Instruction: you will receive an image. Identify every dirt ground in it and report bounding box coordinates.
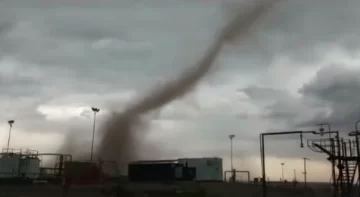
[0,182,333,197]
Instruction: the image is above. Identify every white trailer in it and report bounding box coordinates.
[178,157,223,181]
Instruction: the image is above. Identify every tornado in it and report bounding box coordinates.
[95,0,279,172]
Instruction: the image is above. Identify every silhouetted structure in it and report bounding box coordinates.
[308,121,360,197]
[223,170,250,183]
[302,157,309,188]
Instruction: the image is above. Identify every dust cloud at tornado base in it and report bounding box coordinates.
[60,0,280,172]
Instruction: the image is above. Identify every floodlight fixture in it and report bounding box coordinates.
[92,107,100,113]
[8,120,14,126]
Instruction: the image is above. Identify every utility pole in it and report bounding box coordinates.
[293,169,297,181]
[303,157,310,187]
[281,162,285,182]
[6,120,15,153]
[90,107,100,162]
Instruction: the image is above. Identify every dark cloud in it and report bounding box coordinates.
[240,85,288,101]
[0,76,42,97]
[300,66,360,104]
[255,64,360,140]
[256,0,360,62]
[297,66,360,130]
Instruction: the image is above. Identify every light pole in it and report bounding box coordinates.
[303,157,310,187]
[316,123,331,138]
[90,107,100,162]
[229,134,235,182]
[6,120,14,153]
[281,163,285,182]
[229,134,235,171]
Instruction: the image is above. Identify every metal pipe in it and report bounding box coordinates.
[260,134,266,197]
[261,131,304,135]
[37,153,72,157]
[260,130,321,197]
[281,163,285,182]
[131,159,178,164]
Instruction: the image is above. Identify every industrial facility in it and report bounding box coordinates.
[0,148,74,184]
[3,122,360,197]
[0,146,223,185]
[0,148,40,179]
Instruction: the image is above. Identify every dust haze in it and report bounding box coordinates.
[61,0,280,172]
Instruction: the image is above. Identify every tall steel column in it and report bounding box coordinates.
[229,134,235,182]
[229,134,235,171]
[303,157,309,188]
[281,163,285,181]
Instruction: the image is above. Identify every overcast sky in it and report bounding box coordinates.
[1,0,360,182]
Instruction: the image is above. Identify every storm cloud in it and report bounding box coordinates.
[0,0,359,181]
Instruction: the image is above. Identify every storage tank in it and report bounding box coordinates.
[0,154,21,178]
[19,157,40,179]
[178,157,223,181]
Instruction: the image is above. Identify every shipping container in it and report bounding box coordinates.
[128,162,179,182]
[178,157,223,181]
[127,158,222,182]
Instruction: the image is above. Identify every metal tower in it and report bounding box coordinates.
[308,127,360,197]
